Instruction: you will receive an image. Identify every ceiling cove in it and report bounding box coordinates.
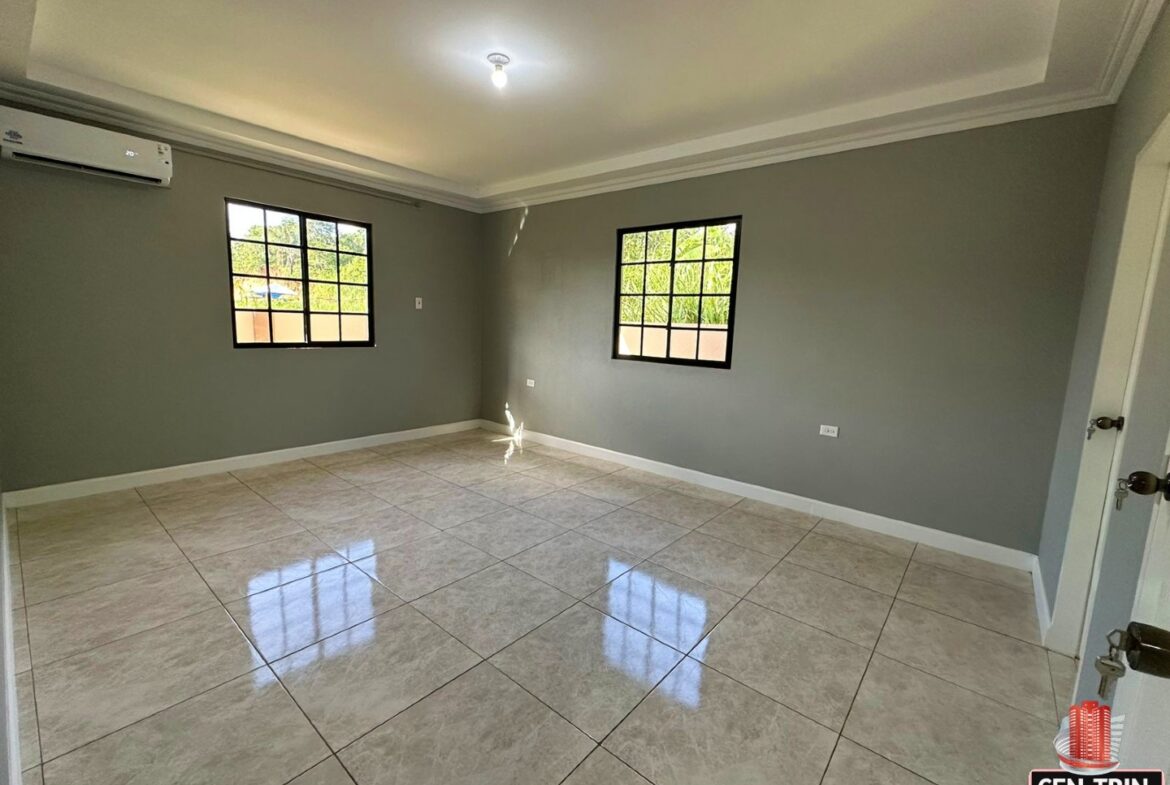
[0,0,1162,213]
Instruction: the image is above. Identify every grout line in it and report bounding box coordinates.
[819,542,919,785]
[583,522,816,783]
[14,431,1038,784]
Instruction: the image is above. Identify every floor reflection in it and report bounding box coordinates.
[601,566,707,708]
[244,564,377,663]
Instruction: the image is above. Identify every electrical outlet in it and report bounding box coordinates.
[819,424,839,438]
[526,378,535,388]
[415,297,423,310]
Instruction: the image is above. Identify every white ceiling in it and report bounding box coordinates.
[0,0,1163,211]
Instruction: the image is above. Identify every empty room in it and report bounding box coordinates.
[3,1,1170,783]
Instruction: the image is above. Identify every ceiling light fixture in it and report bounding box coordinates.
[487,53,510,89]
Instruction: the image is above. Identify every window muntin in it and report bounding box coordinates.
[226,199,373,347]
[613,217,740,367]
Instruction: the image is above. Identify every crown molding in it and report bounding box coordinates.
[1098,0,1164,102]
[476,87,1114,212]
[0,77,484,212]
[1,0,1161,214]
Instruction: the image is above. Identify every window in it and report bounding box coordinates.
[613,216,740,367]
[225,199,373,347]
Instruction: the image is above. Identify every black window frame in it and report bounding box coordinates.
[224,197,375,349]
[611,215,742,369]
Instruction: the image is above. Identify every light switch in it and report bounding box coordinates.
[526,379,535,388]
[415,297,423,310]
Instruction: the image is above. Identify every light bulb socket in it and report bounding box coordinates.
[487,53,510,89]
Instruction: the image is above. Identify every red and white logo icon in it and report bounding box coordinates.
[1054,700,1125,774]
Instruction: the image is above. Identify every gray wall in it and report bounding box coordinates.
[1038,8,1170,604]
[482,109,1113,553]
[0,149,483,490]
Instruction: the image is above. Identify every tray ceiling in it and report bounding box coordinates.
[0,0,1162,211]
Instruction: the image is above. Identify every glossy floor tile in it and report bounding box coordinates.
[649,531,778,596]
[912,543,1033,592]
[167,507,304,561]
[16,489,143,525]
[469,473,557,506]
[628,490,726,529]
[506,531,640,598]
[310,508,439,560]
[43,670,331,785]
[876,600,1055,720]
[695,508,806,559]
[604,658,838,785]
[897,561,1040,642]
[325,457,416,486]
[147,484,274,529]
[193,531,347,602]
[35,607,262,759]
[362,470,455,506]
[17,506,162,563]
[729,498,819,530]
[225,564,402,661]
[17,672,38,771]
[746,561,893,647]
[1049,651,1078,718]
[400,487,507,529]
[821,739,931,785]
[564,748,652,785]
[844,655,1053,785]
[340,664,593,785]
[20,531,186,605]
[412,563,575,656]
[522,459,608,488]
[491,604,682,740]
[26,563,218,665]
[584,562,738,652]
[518,488,618,527]
[695,601,870,730]
[288,756,356,785]
[573,475,659,506]
[447,507,565,559]
[12,438,1065,784]
[352,532,496,601]
[813,518,916,558]
[273,605,478,749]
[784,533,909,595]
[577,508,688,558]
[274,487,393,526]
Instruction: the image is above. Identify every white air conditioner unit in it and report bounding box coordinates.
[0,106,172,187]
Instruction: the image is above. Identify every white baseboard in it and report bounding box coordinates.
[485,420,1037,573]
[1,419,484,509]
[1033,556,1053,642]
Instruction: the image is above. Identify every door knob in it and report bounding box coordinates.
[1125,621,1170,679]
[1087,416,1125,440]
[1123,470,1170,499]
[1115,470,1170,510]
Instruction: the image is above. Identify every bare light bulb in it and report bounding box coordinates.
[487,53,510,90]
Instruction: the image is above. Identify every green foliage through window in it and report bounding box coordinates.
[226,200,372,347]
[613,217,740,366]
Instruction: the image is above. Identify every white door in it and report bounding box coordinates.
[1075,168,1170,769]
[1113,466,1170,768]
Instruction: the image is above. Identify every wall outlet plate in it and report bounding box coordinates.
[526,379,535,388]
[819,424,839,438]
[415,297,423,309]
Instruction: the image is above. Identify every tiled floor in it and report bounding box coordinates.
[7,428,1072,785]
